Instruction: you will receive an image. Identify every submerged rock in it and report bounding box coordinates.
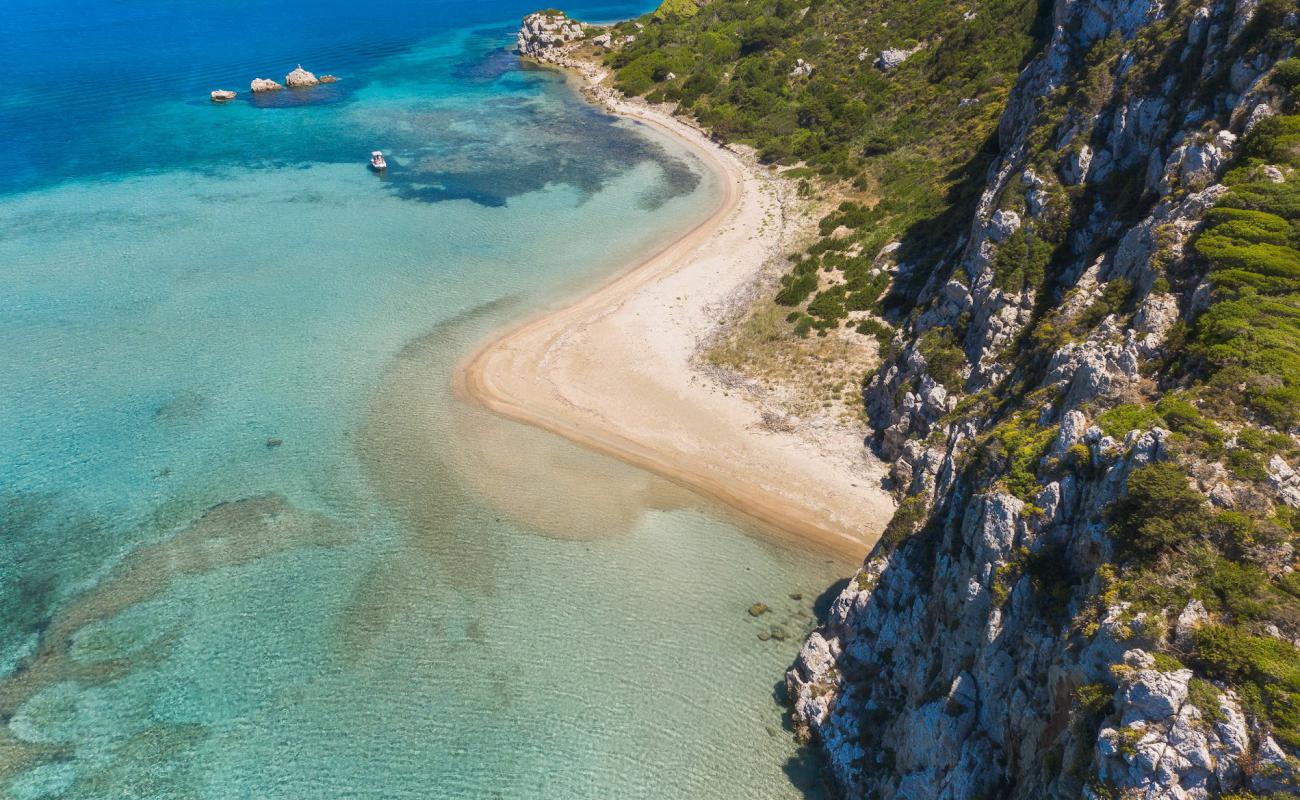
[285,65,319,88]
[748,602,770,617]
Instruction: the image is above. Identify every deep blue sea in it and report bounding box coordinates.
[0,1,847,796]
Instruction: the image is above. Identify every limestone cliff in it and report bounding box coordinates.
[787,1,1300,797]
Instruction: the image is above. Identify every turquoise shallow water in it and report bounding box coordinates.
[0,2,849,797]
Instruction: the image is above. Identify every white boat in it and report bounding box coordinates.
[370,151,387,171]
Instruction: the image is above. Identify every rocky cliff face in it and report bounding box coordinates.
[788,1,1300,797]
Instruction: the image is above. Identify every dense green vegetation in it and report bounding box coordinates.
[604,0,1049,336]
[1187,106,1300,430]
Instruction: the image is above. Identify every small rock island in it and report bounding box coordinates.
[285,65,319,88]
[232,66,338,100]
[250,77,283,93]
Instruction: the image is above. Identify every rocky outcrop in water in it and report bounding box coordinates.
[789,1,1300,797]
[210,90,236,102]
[250,77,282,93]
[516,12,588,57]
[285,65,319,88]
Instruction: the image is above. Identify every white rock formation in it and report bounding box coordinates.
[875,44,922,71]
[285,65,319,88]
[516,12,587,57]
[250,78,283,93]
[790,58,815,78]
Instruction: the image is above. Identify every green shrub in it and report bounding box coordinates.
[775,271,818,306]
[990,229,1055,294]
[1192,623,1300,748]
[653,0,699,20]
[1096,403,1163,438]
[917,327,967,392]
[1110,464,1214,561]
[880,495,929,552]
[1274,58,1300,91]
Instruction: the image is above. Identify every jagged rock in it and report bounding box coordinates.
[875,45,920,71]
[988,208,1021,242]
[1044,320,1142,409]
[1062,144,1093,185]
[285,65,319,87]
[1268,456,1300,508]
[1049,410,1088,461]
[590,32,612,47]
[210,90,236,102]
[1208,482,1235,508]
[1244,101,1276,133]
[1173,600,1207,647]
[1162,129,1236,193]
[250,78,282,93]
[1132,292,1180,354]
[319,74,339,84]
[517,12,587,56]
[789,58,814,78]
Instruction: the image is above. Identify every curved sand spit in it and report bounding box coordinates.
[457,87,894,557]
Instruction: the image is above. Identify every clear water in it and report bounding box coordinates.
[0,1,849,796]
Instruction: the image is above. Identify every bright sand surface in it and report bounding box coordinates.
[459,70,896,557]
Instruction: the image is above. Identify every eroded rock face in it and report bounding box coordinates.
[516,12,587,57]
[794,0,1300,796]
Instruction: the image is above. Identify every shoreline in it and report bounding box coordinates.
[456,50,895,557]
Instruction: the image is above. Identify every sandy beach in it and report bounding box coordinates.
[457,58,895,556]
